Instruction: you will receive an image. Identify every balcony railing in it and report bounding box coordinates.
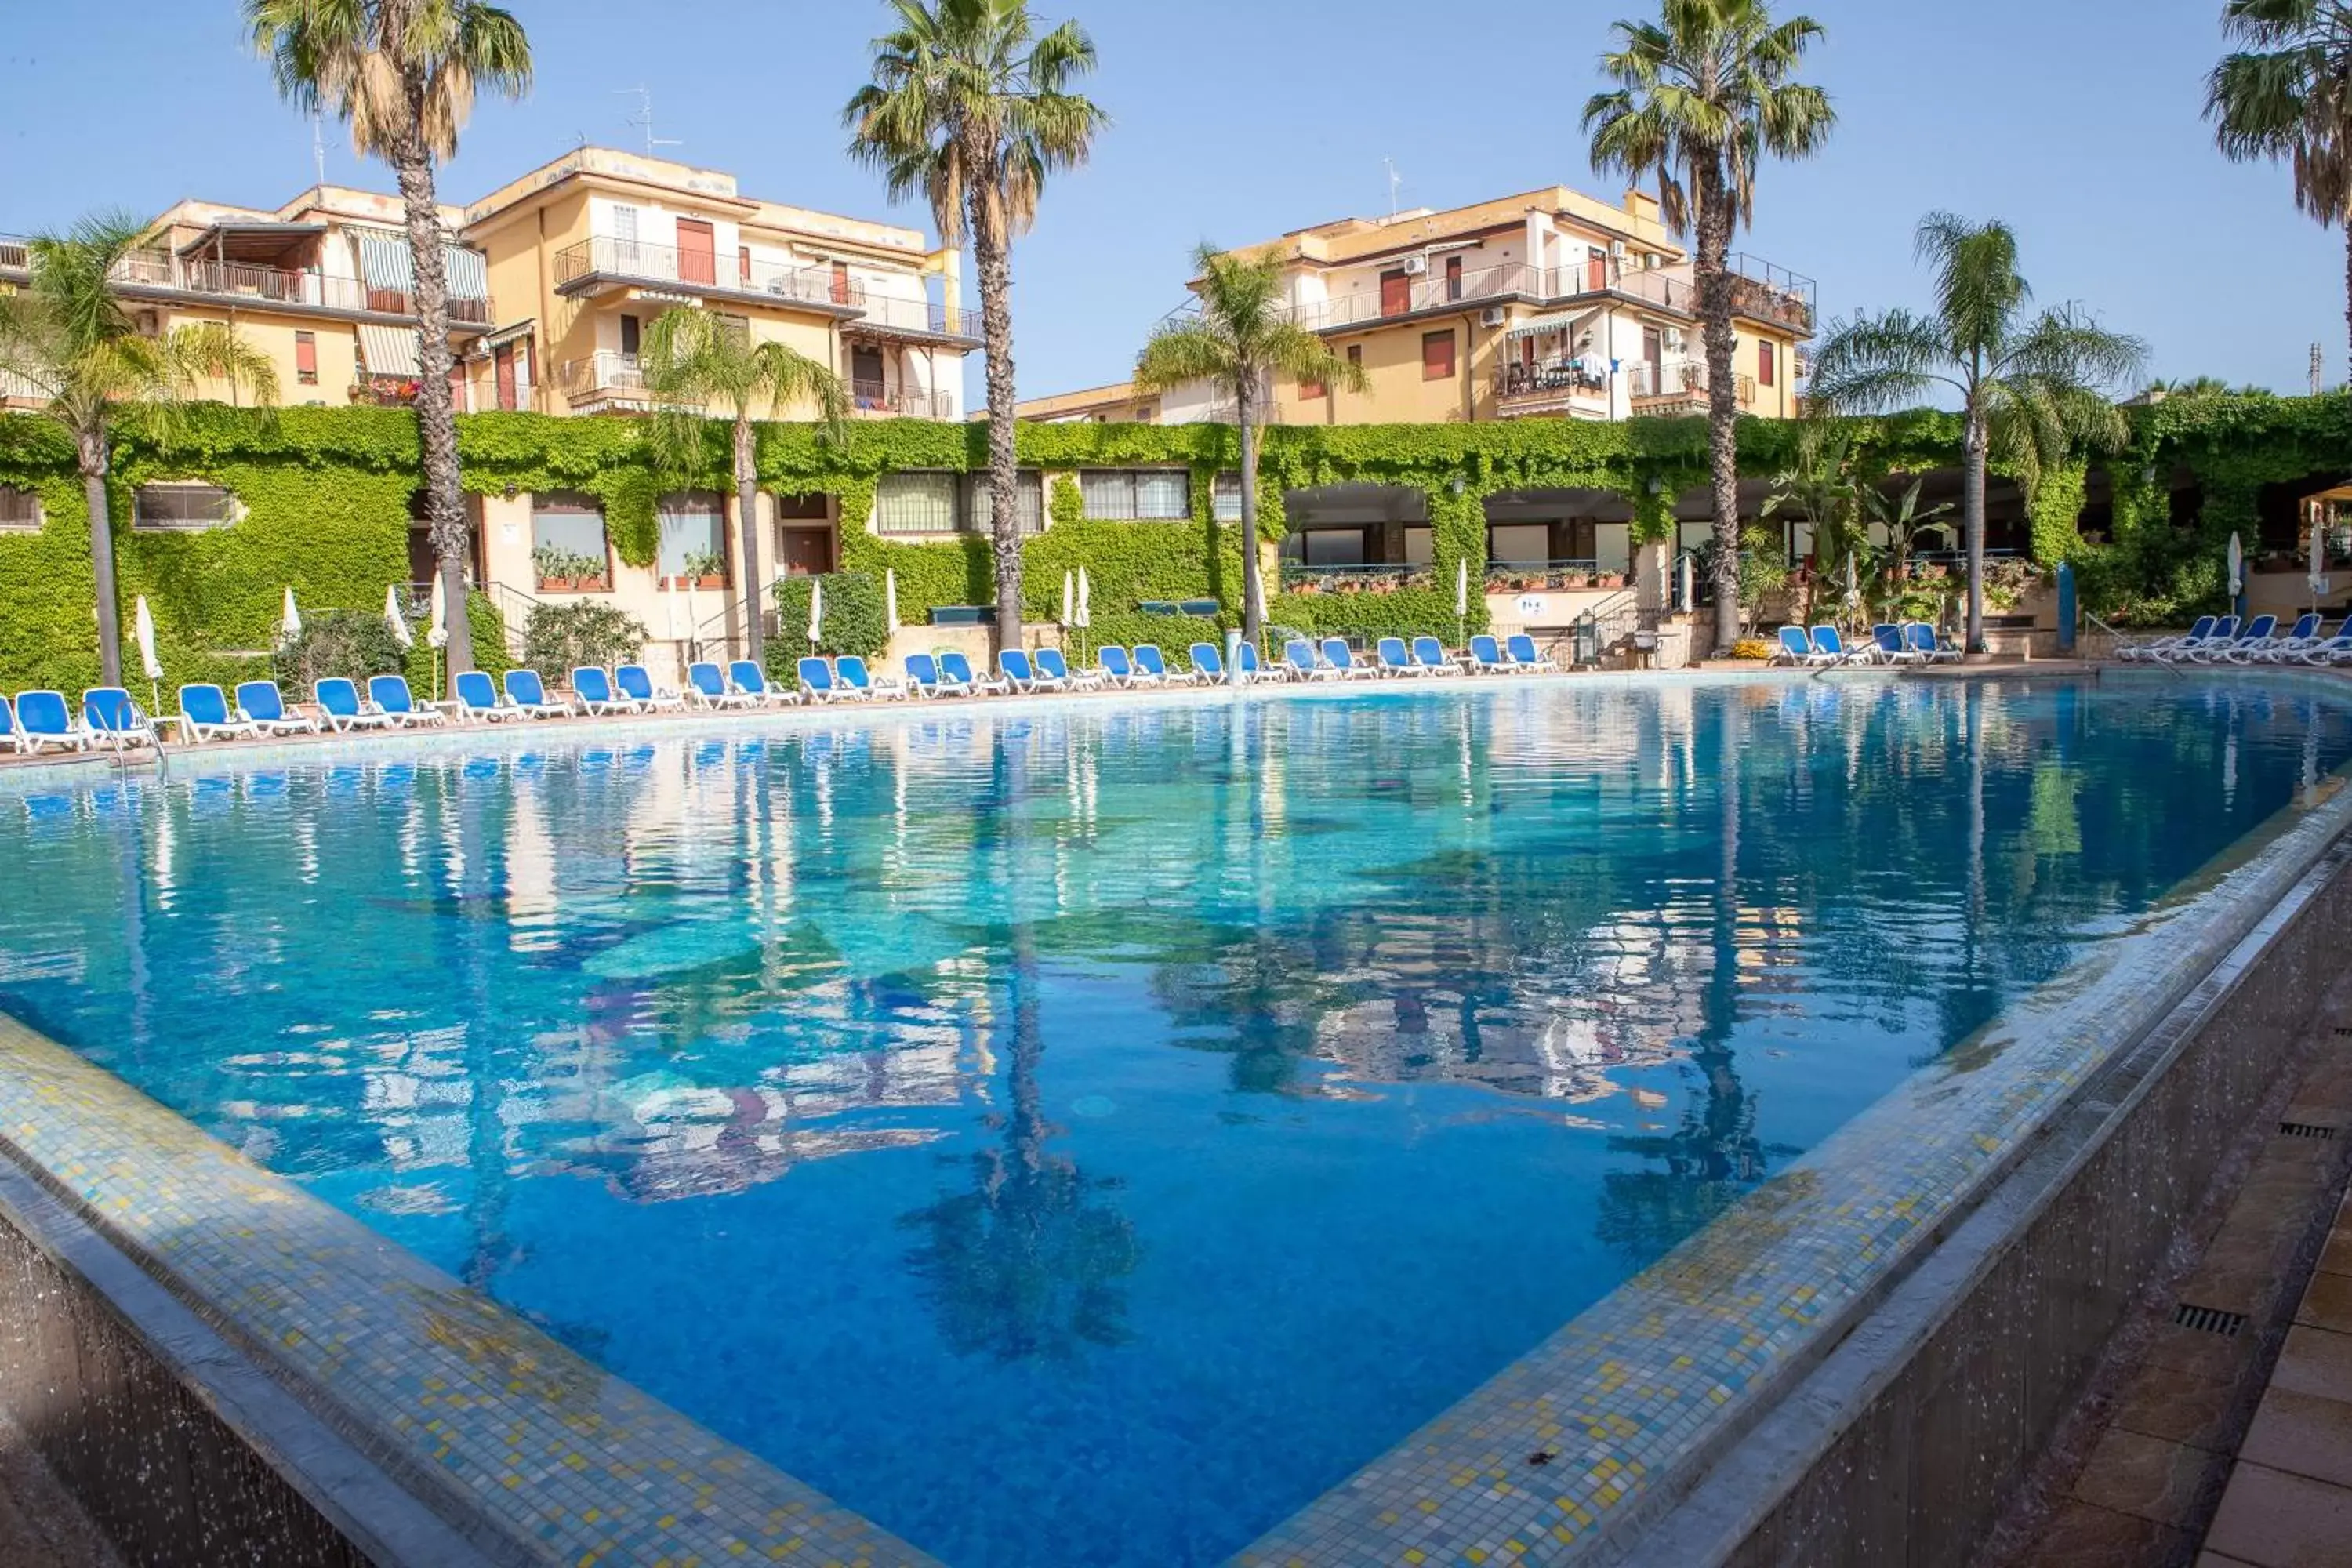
[560,351,650,400]
[554,237,864,312]
[1725,254,1816,336]
[853,293,969,337]
[0,235,27,275]
[1627,358,1758,408]
[849,379,954,419]
[100,249,491,325]
[1495,361,1608,401]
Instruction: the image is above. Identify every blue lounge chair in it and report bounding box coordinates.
[572,667,633,716]
[1236,641,1265,682]
[615,664,686,711]
[314,677,392,732]
[2299,620,2352,666]
[687,662,755,710]
[1904,623,1962,665]
[367,674,445,728]
[1282,638,1331,681]
[1505,633,1560,672]
[1806,626,1867,665]
[904,653,944,697]
[453,670,523,723]
[1097,646,1141,687]
[1189,642,1227,682]
[14,691,82,753]
[176,684,259,743]
[1412,635,1454,674]
[1375,637,1421,677]
[1134,644,1192,686]
[1034,648,1101,691]
[2252,612,2325,661]
[82,688,159,750]
[1772,626,1815,666]
[235,680,318,735]
[836,656,900,700]
[728,660,797,707]
[1320,637,1378,681]
[800,656,852,703]
[1000,648,1055,694]
[938,651,1008,695]
[504,668,576,718]
[1468,634,1514,673]
[2120,616,2214,663]
[2214,614,2281,664]
[2158,615,2237,664]
[0,695,16,755]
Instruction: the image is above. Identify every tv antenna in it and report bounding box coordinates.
[311,110,327,187]
[616,87,683,158]
[1384,157,1404,218]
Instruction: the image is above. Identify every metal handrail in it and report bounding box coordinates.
[553,237,862,310]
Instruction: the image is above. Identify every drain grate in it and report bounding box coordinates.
[2335,1025,2352,1038]
[2281,1121,2339,1140]
[2174,1302,2248,1337]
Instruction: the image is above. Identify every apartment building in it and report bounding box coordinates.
[0,187,491,412]
[1018,183,1813,426]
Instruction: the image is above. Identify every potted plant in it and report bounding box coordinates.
[681,548,726,591]
[532,543,574,592]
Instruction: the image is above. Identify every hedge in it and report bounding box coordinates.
[1,392,2343,696]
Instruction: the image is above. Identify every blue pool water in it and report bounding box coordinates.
[2,675,2348,1565]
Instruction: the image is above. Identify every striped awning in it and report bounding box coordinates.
[1506,307,1599,343]
[355,232,490,302]
[357,322,420,379]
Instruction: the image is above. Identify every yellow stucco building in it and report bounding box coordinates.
[1017,183,1813,427]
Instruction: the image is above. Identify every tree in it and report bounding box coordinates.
[0,213,278,687]
[845,0,1107,652]
[2207,0,2352,383]
[1809,213,2147,652]
[1133,245,1363,649]
[1759,418,1864,626]
[1585,0,1835,655]
[640,310,848,665]
[247,0,532,677]
[1865,473,1954,587]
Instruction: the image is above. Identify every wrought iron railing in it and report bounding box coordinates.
[560,351,649,398]
[854,293,967,336]
[99,249,490,324]
[849,379,955,419]
[1494,362,1607,400]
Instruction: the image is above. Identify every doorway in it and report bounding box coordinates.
[676,219,716,286]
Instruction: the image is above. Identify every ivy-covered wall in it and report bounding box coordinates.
[1,393,2343,695]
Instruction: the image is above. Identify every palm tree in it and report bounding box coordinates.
[640,310,849,665]
[845,0,1107,651]
[2207,1,2352,383]
[1584,0,1835,655]
[0,213,278,686]
[246,0,532,677]
[1809,213,2147,652]
[1865,473,1954,587]
[1133,245,1363,649]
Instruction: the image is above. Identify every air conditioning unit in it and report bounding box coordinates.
[1480,307,1507,328]
[1402,254,1428,276]
[1661,327,1687,353]
[1609,240,1627,260]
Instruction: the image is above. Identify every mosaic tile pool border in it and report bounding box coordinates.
[0,1014,938,1567]
[1239,667,2352,1566]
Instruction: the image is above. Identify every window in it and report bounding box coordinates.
[0,486,40,533]
[657,492,727,581]
[1299,372,1326,400]
[1212,474,1245,524]
[1758,340,1777,387]
[530,492,609,585]
[873,472,960,536]
[494,343,518,411]
[619,314,641,357]
[715,312,750,345]
[1300,528,1367,567]
[1422,330,1457,380]
[1080,470,1189,521]
[294,331,318,385]
[1347,344,1363,369]
[963,470,1045,535]
[132,483,236,532]
[612,205,640,241]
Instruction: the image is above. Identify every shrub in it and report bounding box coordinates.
[1730,638,1775,661]
[770,571,890,681]
[273,608,409,689]
[521,601,648,681]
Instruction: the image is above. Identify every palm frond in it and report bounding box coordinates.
[1808,308,1956,412]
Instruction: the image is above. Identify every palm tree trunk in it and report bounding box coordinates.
[1963,410,1989,654]
[735,416,765,664]
[78,430,122,688]
[971,187,1022,653]
[1238,376,1262,650]
[1693,165,1743,655]
[391,138,476,677]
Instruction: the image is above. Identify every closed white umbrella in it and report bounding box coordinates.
[280,586,303,645]
[884,568,900,633]
[385,583,413,650]
[1076,567,1092,629]
[1252,561,1270,629]
[2227,532,2245,598]
[684,578,701,659]
[1061,569,1073,627]
[2311,505,2329,601]
[1454,558,1469,618]
[666,573,684,642]
[807,576,824,646]
[426,568,448,649]
[1678,552,1695,613]
[133,595,162,681]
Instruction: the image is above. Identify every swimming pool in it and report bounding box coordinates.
[3,673,2347,1565]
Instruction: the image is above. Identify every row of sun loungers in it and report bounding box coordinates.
[1772,623,1964,667]
[2117,614,2352,666]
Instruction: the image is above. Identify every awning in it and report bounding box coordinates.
[357,322,420,379]
[176,222,325,262]
[1506,307,1599,343]
[354,232,489,302]
[483,318,536,350]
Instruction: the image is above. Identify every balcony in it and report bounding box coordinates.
[0,235,27,278]
[1627,358,1757,413]
[554,237,864,315]
[559,351,652,410]
[1494,360,1609,419]
[850,379,955,419]
[1725,255,1815,336]
[101,250,491,325]
[849,292,975,342]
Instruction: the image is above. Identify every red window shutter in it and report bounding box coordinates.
[1301,376,1325,400]
[676,219,717,285]
[739,248,752,286]
[1422,330,1456,379]
[495,345,517,411]
[1759,341,1776,386]
[293,332,318,382]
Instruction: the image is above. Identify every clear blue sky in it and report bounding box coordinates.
[2,0,2338,401]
